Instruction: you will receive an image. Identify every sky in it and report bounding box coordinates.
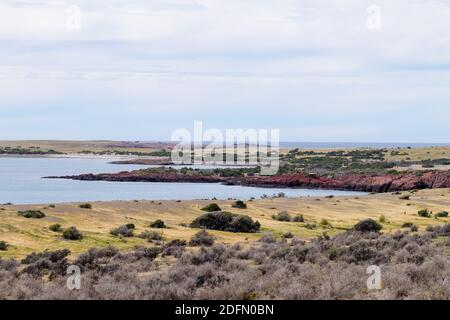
[0,0,449,142]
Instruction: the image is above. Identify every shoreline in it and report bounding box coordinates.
[47,169,450,193]
[1,188,449,259]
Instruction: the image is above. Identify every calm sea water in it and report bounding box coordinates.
[0,158,366,204]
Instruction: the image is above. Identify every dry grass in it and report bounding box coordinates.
[1,188,449,259]
[0,140,168,154]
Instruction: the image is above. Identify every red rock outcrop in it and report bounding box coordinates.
[47,170,450,192]
[241,171,450,192]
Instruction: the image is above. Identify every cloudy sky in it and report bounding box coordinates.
[0,0,449,142]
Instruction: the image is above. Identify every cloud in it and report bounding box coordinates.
[0,0,449,141]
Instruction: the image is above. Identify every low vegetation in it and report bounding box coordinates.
[138,230,163,242]
[49,224,62,232]
[189,230,215,247]
[353,219,382,233]
[190,211,261,233]
[435,211,449,218]
[418,209,432,218]
[110,225,135,237]
[149,219,166,229]
[78,203,92,209]
[0,241,7,251]
[1,221,448,300]
[62,227,83,240]
[17,210,46,219]
[201,203,222,212]
[232,200,247,209]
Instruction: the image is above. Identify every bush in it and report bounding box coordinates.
[435,211,448,218]
[401,222,418,232]
[189,230,215,247]
[162,239,187,257]
[22,249,71,264]
[399,195,410,200]
[292,215,304,222]
[353,219,382,233]
[140,247,161,260]
[0,241,7,251]
[305,223,317,230]
[282,232,294,239]
[138,230,163,241]
[110,225,134,237]
[201,203,222,212]
[402,222,413,228]
[125,223,136,230]
[378,215,387,224]
[17,210,45,219]
[62,227,83,240]
[149,219,166,228]
[320,218,331,226]
[190,211,260,233]
[49,224,62,232]
[232,200,247,209]
[78,203,92,209]
[259,233,276,243]
[272,211,291,222]
[418,209,432,218]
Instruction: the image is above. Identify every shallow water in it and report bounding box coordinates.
[0,158,366,204]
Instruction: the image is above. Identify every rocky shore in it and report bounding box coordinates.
[46,170,450,193]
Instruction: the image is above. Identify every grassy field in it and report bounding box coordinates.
[1,188,449,259]
[2,140,448,160]
[0,140,172,154]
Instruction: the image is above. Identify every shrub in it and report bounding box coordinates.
[48,204,56,208]
[272,211,292,222]
[292,215,304,222]
[353,219,382,233]
[110,225,134,237]
[17,210,45,219]
[201,203,222,212]
[190,211,260,233]
[435,211,448,218]
[62,227,83,240]
[305,223,317,230]
[49,224,62,232]
[399,195,410,200]
[140,247,161,260]
[189,230,215,247]
[259,233,276,243]
[0,241,7,251]
[232,200,247,209]
[418,209,432,218]
[125,223,136,230]
[378,215,387,224]
[320,218,331,226]
[401,222,418,232]
[138,230,163,241]
[402,222,414,228]
[149,219,166,228]
[78,203,92,209]
[282,232,294,239]
[22,249,71,264]
[162,239,187,257]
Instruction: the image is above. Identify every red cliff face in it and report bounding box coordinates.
[241,171,450,192]
[48,170,450,193]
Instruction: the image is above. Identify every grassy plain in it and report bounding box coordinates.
[1,188,449,259]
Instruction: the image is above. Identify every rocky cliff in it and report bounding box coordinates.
[46,170,450,193]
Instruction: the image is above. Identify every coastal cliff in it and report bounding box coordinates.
[46,170,450,193]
